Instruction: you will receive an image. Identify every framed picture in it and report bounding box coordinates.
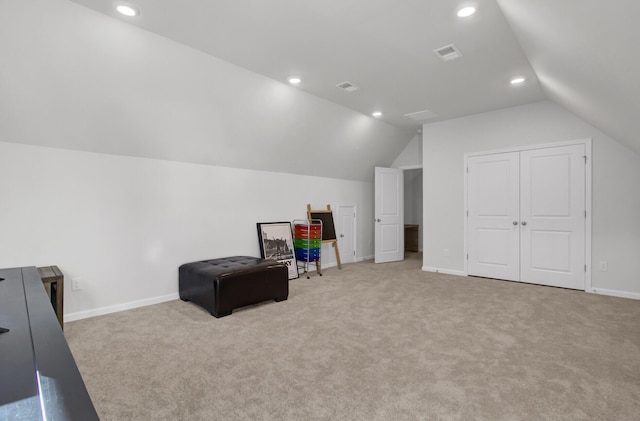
[257,222,299,280]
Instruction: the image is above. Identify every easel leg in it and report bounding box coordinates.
[333,241,342,269]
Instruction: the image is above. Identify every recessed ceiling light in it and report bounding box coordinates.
[457,6,476,18]
[114,2,139,17]
[372,111,383,118]
[510,77,526,85]
[288,77,301,85]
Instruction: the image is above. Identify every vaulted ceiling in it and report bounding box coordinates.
[497,0,640,155]
[69,0,640,155]
[1,1,638,185]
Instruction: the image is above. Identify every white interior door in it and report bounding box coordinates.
[467,153,520,281]
[520,144,586,289]
[337,203,356,264]
[375,167,404,263]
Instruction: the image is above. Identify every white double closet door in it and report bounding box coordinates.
[467,144,586,290]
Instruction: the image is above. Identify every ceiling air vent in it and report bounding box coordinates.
[336,81,360,92]
[433,44,462,62]
[404,109,437,121]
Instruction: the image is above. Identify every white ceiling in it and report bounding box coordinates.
[497,0,640,155]
[68,0,640,154]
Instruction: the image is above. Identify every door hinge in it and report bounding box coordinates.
[585,210,587,218]
[466,210,469,217]
[584,264,587,272]
[353,251,356,256]
[583,155,587,163]
[466,167,469,173]
[466,253,469,260]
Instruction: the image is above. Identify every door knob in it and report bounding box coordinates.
[521,221,527,226]
[513,221,518,225]
[340,234,344,238]
[376,219,381,222]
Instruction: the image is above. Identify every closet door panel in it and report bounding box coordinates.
[520,144,586,289]
[467,152,520,281]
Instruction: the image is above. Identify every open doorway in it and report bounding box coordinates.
[403,168,423,257]
[373,166,422,264]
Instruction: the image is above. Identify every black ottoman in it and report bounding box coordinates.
[179,256,288,318]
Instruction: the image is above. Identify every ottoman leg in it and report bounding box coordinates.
[212,310,232,318]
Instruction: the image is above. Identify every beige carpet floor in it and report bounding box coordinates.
[65,253,640,420]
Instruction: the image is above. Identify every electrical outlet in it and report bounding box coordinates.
[444,248,450,257]
[598,261,608,272]
[72,278,82,291]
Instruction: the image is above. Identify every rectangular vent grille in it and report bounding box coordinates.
[404,109,437,121]
[434,44,462,61]
[336,81,360,92]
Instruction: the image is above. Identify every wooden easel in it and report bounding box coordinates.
[307,204,342,271]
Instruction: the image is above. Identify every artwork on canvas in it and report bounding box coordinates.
[257,222,299,280]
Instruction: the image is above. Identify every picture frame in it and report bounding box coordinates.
[257,221,299,280]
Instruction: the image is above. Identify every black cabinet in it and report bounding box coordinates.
[0,267,98,420]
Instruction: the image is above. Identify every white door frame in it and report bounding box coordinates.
[463,138,592,292]
[400,165,424,254]
[336,202,357,263]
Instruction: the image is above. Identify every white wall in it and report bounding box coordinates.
[0,142,374,320]
[422,100,640,297]
[392,134,423,168]
[0,0,412,183]
[0,0,399,321]
[394,134,424,251]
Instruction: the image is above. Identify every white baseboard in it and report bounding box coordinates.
[65,293,180,323]
[589,288,640,301]
[421,266,467,277]
[61,281,639,324]
[65,260,354,321]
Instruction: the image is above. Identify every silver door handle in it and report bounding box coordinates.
[521,221,527,226]
[513,221,518,225]
[340,234,344,237]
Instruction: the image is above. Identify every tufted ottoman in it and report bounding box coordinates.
[179,256,288,318]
